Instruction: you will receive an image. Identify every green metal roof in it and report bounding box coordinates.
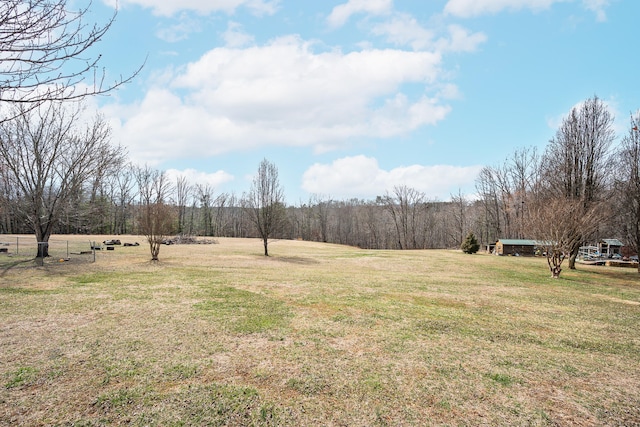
[600,239,624,246]
[497,239,538,246]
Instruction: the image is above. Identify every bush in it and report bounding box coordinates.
[461,232,480,254]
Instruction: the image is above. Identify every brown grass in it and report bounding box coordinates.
[1,235,639,426]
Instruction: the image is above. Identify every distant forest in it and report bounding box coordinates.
[1,97,638,258]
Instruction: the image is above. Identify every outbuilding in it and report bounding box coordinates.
[495,239,537,256]
[599,239,624,257]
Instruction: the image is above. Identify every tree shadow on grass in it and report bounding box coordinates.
[0,257,37,277]
[272,256,320,265]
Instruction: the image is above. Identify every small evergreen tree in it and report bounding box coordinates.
[461,232,480,254]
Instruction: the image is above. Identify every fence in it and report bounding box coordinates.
[0,236,96,268]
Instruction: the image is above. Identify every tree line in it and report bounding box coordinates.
[1,96,639,274]
[0,1,638,274]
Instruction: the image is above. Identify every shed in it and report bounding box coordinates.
[599,239,624,257]
[495,239,538,256]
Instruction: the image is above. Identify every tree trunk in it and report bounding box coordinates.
[263,237,269,256]
[568,252,577,270]
[547,252,564,278]
[568,239,581,270]
[150,239,161,261]
[35,227,51,258]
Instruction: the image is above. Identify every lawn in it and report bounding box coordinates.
[1,236,639,426]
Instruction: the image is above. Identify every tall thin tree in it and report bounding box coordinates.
[243,159,286,256]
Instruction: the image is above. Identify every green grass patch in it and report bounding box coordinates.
[194,286,291,334]
[4,366,38,389]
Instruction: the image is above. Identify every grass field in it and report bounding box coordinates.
[1,235,639,426]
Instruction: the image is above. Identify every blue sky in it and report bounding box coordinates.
[86,0,638,202]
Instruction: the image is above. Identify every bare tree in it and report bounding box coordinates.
[449,190,468,247]
[527,196,603,278]
[134,166,175,261]
[475,166,502,244]
[113,166,136,234]
[313,194,331,243]
[542,96,615,269]
[0,102,122,257]
[243,159,286,256]
[175,175,191,235]
[195,183,214,236]
[384,185,426,249]
[616,113,640,272]
[0,0,140,113]
[475,147,540,244]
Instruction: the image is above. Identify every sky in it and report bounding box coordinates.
[83,0,639,203]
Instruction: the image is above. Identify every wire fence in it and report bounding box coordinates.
[0,235,96,268]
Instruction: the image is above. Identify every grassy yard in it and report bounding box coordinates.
[1,236,639,426]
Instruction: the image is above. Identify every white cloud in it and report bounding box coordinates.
[105,0,279,17]
[437,25,487,53]
[301,155,483,200]
[105,36,451,165]
[327,0,393,28]
[583,0,609,22]
[165,168,234,189]
[443,0,609,20]
[155,13,202,42]
[444,0,557,17]
[370,13,435,51]
[222,22,255,47]
[369,13,486,53]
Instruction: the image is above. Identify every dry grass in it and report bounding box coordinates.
[1,235,639,426]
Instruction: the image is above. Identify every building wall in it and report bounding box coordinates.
[496,243,536,256]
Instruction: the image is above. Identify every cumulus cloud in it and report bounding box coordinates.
[165,168,234,188]
[370,13,435,51]
[327,0,393,28]
[222,22,255,47]
[301,155,483,200]
[438,25,488,52]
[104,0,279,17]
[105,36,451,165]
[444,0,609,20]
[333,9,486,54]
[444,0,556,17]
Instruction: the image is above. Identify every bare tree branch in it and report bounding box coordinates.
[0,0,143,119]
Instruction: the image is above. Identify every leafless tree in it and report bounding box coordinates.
[475,166,502,244]
[243,159,286,256]
[542,96,615,269]
[313,194,331,243]
[616,113,640,272]
[475,147,540,245]
[134,166,175,261]
[195,183,214,236]
[112,166,136,234]
[527,196,603,278]
[175,175,191,235]
[449,190,468,247]
[0,102,122,256]
[384,185,426,249]
[0,0,140,114]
